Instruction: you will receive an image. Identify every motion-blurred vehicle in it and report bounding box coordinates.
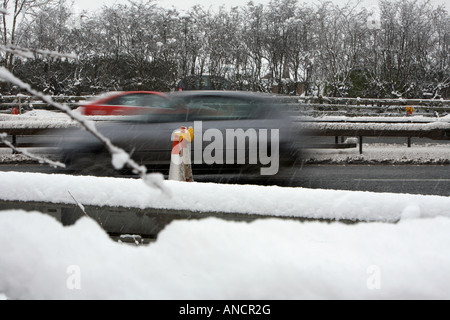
[41,91,303,177]
[80,91,169,116]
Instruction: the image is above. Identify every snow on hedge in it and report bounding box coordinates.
[0,210,449,299]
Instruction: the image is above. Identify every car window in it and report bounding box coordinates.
[181,96,264,121]
[103,93,170,108]
[104,93,146,106]
[142,94,171,108]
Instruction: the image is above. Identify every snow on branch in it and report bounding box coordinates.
[0,45,78,60]
[0,132,65,168]
[0,67,170,195]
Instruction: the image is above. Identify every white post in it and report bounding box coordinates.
[168,126,194,182]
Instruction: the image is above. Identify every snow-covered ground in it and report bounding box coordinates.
[1,210,450,300]
[305,143,450,164]
[1,110,449,300]
[0,172,450,300]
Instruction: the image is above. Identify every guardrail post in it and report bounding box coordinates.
[359,136,363,154]
[11,135,17,154]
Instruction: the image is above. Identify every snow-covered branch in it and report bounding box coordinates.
[0,132,65,167]
[0,44,78,59]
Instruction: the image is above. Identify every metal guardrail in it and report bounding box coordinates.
[301,122,450,153]
[1,94,449,116]
[1,121,449,138]
[300,122,450,140]
[290,104,450,117]
[0,95,93,113]
[0,199,344,241]
[293,96,450,107]
[1,120,449,154]
[281,95,450,117]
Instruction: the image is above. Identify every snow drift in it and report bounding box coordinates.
[0,210,449,299]
[0,171,449,300]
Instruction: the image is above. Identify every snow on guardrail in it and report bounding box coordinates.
[0,171,449,223]
[0,110,449,130]
[1,94,449,117]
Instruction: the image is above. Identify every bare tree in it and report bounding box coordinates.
[2,0,449,98]
[1,0,54,70]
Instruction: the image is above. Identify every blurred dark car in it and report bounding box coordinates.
[80,91,169,116]
[42,91,302,177]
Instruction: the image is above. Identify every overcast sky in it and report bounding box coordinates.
[74,0,450,13]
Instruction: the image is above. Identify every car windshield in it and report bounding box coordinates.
[127,92,286,123]
[169,94,283,121]
[103,93,171,108]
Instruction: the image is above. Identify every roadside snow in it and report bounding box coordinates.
[2,110,449,130]
[299,114,450,123]
[0,210,449,299]
[0,109,139,123]
[305,143,450,164]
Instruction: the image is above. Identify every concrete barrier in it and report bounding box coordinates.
[0,200,339,240]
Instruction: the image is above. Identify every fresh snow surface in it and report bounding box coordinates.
[0,210,449,300]
[1,171,450,299]
[1,171,450,222]
[305,143,450,164]
[300,114,450,123]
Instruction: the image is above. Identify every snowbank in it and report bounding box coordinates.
[299,114,450,123]
[0,171,449,222]
[301,121,450,131]
[305,143,450,164]
[0,109,143,125]
[1,210,450,299]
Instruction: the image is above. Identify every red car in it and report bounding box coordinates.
[80,91,170,116]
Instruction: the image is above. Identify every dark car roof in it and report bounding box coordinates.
[166,90,289,120]
[167,90,282,102]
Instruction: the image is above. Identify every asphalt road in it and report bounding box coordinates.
[277,164,450,196]
[1,163,448,197]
